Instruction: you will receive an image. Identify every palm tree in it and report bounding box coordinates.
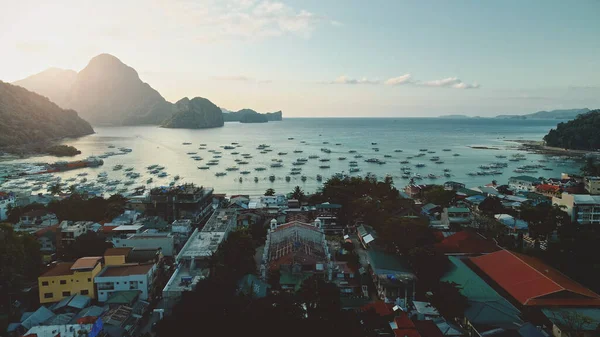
[264,188,275,196]
[67,185,77,194]
[291,186,305,202]
[49,183,62,195]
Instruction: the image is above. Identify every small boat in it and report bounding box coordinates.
[206,162,219,166]
[224,146,235,150]
[400,160,409,164]
[373,148,379,152]
[158,172,167,177]
[308,155,319,159]
[238,161,249,165]
[335,143,342,146]
[319,165,330,169]
[270,163,283,168]
[453,153,460,156]
[371,142,378,145]
[301,176,307,182]
[278,152,288,155]
[443,149,451,152]
[147,165,158,170]
[419,149,428,152]
[288,137,294,140]
[316,174,322,181]
[428,174,436,179]
[225,167,239,171]
[319,158,330,162]
[416,163,426,167]
[113,165,123,171]
[215,172,227,177]
[182,142,192,145]
[231,152,239,155]
[124,167,134,172]
[187,152,197,155]
[108,145,115,148]
[384,155,392,158]
[293,150,303,153]
[269,175,276,182]
[321,148,332,153]
[350,168,360,173]
[286,176,291,182]
[200,144,207,146]
[338,157,347,160]
[239,177,243,183]
[323,141,329,144]
[394,149,403,152]
[77,172,88,176]
[401,174,410,179]
[174,175,181,180]
[98,172,108,177]
[443,168,451,172]
[255,167,267,171]
[240,171,251,175]
[254,177,259,182]
[147,178,153,183]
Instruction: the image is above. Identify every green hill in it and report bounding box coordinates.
[543,110,600,150]
[162,97,224,129]
[222,109,282,123]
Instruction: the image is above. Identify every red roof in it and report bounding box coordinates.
[434,231,500,255]
[101,226,118,234]
[360,301,394,316]
[470,250,600,306]
[536,184,560,192]
[393,313,420,337]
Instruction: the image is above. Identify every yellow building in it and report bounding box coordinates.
[38,257,103,304]
[104,247,133,266]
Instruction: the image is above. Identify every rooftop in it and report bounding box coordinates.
[509,175,541,183]
[104,247,133,256]
[367,249,414,277]
[97,263,155,277]
[41,262,74,277]
[572,194,600,204]
[434,231,500,255]
[24,324,93,337]
[113,224,144,232]
[70,257,102,271]
[447,207,470,213]
[202,209,237,233]
[177,228,226,260]
[470,250,600,306]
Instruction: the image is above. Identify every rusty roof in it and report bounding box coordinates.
[70,257,102,271]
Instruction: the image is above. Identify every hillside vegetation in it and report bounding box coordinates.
[543,110,600,150]
[0,81,94,147]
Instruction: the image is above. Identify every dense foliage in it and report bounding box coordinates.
[161,97,224,129]
[543,110,600,150]
[46,145,81,156]
[62,231,113,260]
[0,81,93,147]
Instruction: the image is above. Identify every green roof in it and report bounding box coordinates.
[105,290,140,305]
[441,257,522,328]
[316,203,342,209]
[456,187,482,197]
[366,250,413,275]
[447,207,470,213]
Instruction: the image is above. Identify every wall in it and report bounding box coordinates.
[113,235,175,256]
[105,255,126,266]
[38,263,102,303]
[95,265,155,302]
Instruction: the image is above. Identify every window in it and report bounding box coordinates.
[44,293,53,299]
[62,291,70,296]
[88,278,91,282]
[80,290,89,295]
[42,281,49,286]
[60,280,67,285]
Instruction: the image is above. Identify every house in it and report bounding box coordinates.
[553,193,600,225]
[112,224,144,236]
[441,256,523,335]
[34,225,60,262]
[509,176,541,192]
[94,263,156,302]
[104,247,133,266]
[412,301,441,320]
[357,224,377,248]
[366,249,416,308]
[421,203,442,220]
[260,220,330,289]
[444,181,466,191]
[541,308,600,337]
[441,207,472,228]
[171,219,193,247]
[413,320,446,337]
[112,230,175,256]
[330,261,360,295]
[38,257,103,303]
[536,184,562,197]
[494,214,529,233]
[18,209,58,227]
[0,191,16,220]
[584,176,600,195]
[133,216,169,231]
[56,221,94,254]
[434,231,500,255]
[110,210,141,226]
[391,312,421,337]
[260,194,287,208]
[470,250,600,307]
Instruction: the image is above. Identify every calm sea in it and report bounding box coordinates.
[1,118,581,196]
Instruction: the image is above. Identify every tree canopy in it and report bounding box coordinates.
[543,110,600,150]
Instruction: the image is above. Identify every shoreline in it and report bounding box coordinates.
[506,139,593,158]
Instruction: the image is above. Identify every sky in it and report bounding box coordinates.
[1,0,599,117]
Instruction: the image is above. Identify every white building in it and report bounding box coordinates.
[259,194,287,208]
[0,191,16,221]
[171,219,193,236]
[553,193,600,225]
[508,176,541,192]
[95,263,156,302]
[112,230,175,256]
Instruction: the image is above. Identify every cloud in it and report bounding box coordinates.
[212,75,254,81]
[328,74,478,89]
[384,74,412,86]
[421,77,480,89]
[157,0,339,41]
[331,76,380,85]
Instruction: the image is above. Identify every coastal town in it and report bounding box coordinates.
[3,159,600,337]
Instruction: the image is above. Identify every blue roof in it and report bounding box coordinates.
[441,256,522,329]
[52,294,91,311]
[518,323,550,337]
[20,306,55,329]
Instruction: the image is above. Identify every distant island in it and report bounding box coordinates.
[0,81,94,152]
[438,114,472,119]
[222,108,282,123]
[496,108,590,120]
[543,109,600,150]
[161,97,224,129]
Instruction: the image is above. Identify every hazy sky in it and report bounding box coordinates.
[1,0,599,117]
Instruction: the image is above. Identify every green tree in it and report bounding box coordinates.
[49,183,63,195]
[379,216,433,254]
[408,247,449,292]
[520,203,570,238]
[291,186,305,202]
[478,196,504,216]
[422,185,455,207]
[428,281,469,320]
[67,184,77,194]
[63,231,113,260]
[582,157,600,177]
[264,188,275,196]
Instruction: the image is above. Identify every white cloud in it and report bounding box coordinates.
[384,74,412,86]
[329,74,478,89]
[421,77,480,89]
[212,75,254,81]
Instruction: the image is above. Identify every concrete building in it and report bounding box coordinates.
[0,191,16,220]
[38,257,103,303]
[441,207,472,228]
[163,209,236,300]
[553,193,600,225]
[508,176,541,192]
[18,209,58,227]
[95,263,156,302]
[56,221,94,256]
[129,183,214,222]
[584,176,600,195]
[112,230,175,256]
